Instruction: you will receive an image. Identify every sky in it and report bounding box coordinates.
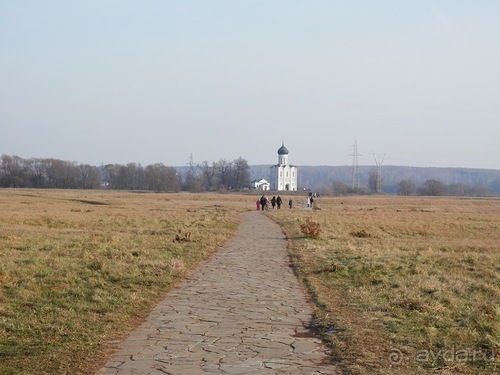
[1,1,499,169]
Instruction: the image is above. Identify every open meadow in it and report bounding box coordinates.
[0,190,498,374]
[267,195,499,374]
[0,189,249,374]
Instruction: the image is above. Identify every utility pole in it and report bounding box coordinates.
[350,140,360,190]
[188,154,196,174]
[372,152,386,194]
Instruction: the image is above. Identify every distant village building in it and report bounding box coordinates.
[270,142,297,191]
[251,178,270,190]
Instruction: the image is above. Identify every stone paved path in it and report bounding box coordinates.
[96,211,340,374]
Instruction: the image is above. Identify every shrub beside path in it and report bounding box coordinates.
[96,211,340,374]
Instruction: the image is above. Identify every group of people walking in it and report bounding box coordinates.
[257,194,292,210]
[257,192,318,211]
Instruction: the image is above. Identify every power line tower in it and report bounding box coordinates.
[188,154,196,174]
[350,140,360,190]
[372,152,386,194]
[351,141,359,190]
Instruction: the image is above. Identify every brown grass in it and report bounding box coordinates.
[267,196,500,374]
[1,191,498,374]
[0,189,250,374]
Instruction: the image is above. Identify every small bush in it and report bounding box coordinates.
[300,216,321,239]
[350,229,372,238]
[173,229,191,242]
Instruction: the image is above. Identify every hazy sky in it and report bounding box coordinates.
[1,1,499,169]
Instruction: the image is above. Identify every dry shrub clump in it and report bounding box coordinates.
[268,196,500,375]
[300,216,322,238]
[0,190,248,375]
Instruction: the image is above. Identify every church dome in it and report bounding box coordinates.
[277,144,289,155]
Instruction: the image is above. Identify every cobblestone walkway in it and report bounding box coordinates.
[96,211,340,374]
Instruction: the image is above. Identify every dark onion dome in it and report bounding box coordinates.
[277,143,289,155]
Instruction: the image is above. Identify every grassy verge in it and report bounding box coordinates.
[2,191,498,374]
[267,196,499,374]
[0,189,249,374]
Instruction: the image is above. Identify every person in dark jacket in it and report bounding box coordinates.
[271,196,276,209]
[260,194,268,211]
[276,195,282,209]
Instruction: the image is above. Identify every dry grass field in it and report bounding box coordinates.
[0,189,249,374]
[267,195,499,374]
[0,190,498,374]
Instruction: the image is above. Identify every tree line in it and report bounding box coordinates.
[296,165,500,196]
[3,154,496,196]
[0,155,251,192]
[332,172,493,196]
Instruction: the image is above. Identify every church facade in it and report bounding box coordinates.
[270,143,297,191]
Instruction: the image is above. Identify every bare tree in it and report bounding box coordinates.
[199,161,217,191]
[45,159,80,188]
[232,157,250,189]
[114,163,144,190]
[214,159,233,189]
[183,169,202,192]
[79,164,101,189]
[419,179,445,196]
[145,164,180,192]
[398,179,415,195]
[26,158,47,188]
[0,154,26,187]
[368,172,380,193]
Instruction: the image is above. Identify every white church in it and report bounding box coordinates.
[270,142,298,191]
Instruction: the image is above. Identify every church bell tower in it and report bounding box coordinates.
[270,142,297,191]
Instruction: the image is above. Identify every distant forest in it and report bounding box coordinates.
[1,154,500,196]
[250,164,500,196]
[0,154,250,193]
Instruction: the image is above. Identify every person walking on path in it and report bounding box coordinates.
[271,196,276,209]
[260,194,268,211]
[276,195,282,209]
[95,211,339,375]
